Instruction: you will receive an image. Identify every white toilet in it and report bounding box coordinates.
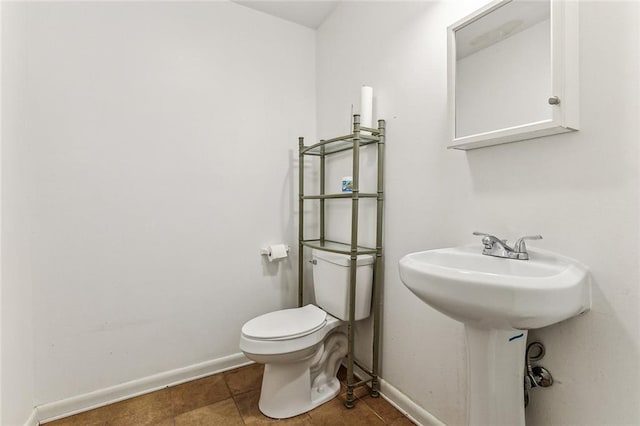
[239,249,374,419]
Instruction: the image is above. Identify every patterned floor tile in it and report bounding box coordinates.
[170,373,230,416]
[224,363,264,396]
[174,398,243,426]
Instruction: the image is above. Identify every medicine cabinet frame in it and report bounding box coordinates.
[447,0,579,150]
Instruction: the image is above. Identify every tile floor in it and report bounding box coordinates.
[43,364,415,425]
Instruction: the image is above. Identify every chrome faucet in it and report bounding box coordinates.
[472,232,542,260]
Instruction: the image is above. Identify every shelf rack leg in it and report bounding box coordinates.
[320,144,325,244]
[371,119,385,398]
[345,114,361,409]
[298,137,304,308]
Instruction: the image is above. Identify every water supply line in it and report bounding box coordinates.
[524,341,554,407]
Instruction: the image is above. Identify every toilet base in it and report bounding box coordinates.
[258,331,347,419]
[259,362,341,419]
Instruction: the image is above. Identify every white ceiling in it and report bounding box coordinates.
[233,1,340,29]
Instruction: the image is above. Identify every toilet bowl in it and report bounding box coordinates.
[239,249,374,419]
[240,304,347,419]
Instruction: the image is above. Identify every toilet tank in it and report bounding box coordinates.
[311,249,374,321]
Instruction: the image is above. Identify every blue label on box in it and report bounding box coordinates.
[341,178,353,193]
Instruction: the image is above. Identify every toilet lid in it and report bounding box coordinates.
[242,305,327,340]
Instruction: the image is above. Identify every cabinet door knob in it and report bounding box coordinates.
[548,96,561,105]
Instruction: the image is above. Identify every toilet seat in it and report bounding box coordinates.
[242,305,327,341]
[240,305,343,358]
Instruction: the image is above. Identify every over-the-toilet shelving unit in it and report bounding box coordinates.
[298,114,385,408]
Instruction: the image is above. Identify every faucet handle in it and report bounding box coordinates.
[473,232,500,249]
[514,235,543,253]
[472,231,491,237]
[473,231,499,240]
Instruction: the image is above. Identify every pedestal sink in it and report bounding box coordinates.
[399,245,591,426]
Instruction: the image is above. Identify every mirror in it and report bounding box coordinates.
[447,0,579,150]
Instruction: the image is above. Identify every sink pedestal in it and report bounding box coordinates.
[465,325,527,426]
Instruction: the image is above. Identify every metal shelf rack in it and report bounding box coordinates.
[298,114,385,408]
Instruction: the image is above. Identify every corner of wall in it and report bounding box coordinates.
[0,1,4,421]
[0,3,38,424]
[24,408,39,426]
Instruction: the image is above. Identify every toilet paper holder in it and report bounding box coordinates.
[260,244,290,259]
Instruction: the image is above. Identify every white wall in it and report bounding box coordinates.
[1,2,36,424]
[317,1,639,425]
[1,1,4,421]
[1,1,315,415]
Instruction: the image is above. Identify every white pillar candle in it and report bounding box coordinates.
[360,86,373,134]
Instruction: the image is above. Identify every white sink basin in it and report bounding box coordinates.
[399,244,591,426]
[399,245,592,329]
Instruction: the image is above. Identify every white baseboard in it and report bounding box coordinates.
[379,378,446,426]
[24,408,39,426]
[36,352,251,424]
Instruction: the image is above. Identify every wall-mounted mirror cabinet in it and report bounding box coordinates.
[447,0,579,150]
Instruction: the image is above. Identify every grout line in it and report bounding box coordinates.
[228,396,248,426]
[223,365,262,425]
[362,399,387,424]
[227,386,250,426]
[166,383,178,424]
[219,368,234,401]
